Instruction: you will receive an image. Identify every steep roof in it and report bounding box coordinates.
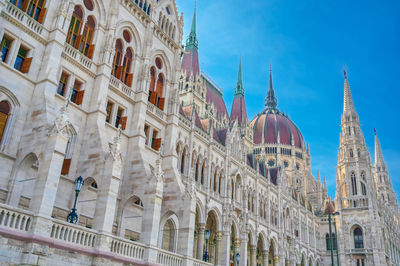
[203,74,229,119]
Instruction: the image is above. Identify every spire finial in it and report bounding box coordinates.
[374,129,385,165]
[186,2,198,50]
[265,64,277,109]
[343,70,355,113]
[234,57,244,96]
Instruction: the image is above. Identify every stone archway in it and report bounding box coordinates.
[268,239,276,266]
[204,210,219,264]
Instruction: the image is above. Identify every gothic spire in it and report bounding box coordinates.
[230,58,248,125]
[186,3,198,50]
[235,58,244,96]
[374,129,385,166]
[343,70,355,114]
[265,65,277,109]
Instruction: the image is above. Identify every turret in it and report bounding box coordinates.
[230,59,248,125]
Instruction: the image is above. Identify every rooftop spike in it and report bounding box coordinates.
[265,64,277,109]
[343,70,355,114]
[235,58,244,96]
[374,129,385,166]
[186,2,198,50]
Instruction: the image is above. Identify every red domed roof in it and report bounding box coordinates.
[250,111,304,149]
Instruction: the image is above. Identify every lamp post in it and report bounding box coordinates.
[333,218,340,266]
[203,229,210,262]
[67,176,84,224]
[236,252,240,266]
[328,211,340,266]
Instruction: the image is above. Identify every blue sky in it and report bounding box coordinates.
[175,0,400,199]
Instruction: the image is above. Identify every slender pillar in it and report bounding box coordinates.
[220,230,231,266]
[215,231,223,266]
[250,245,257,266]
[197,223,205,260]
[235,238,241,266]
[263,250,269,266]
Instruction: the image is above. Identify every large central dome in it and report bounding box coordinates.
[250,69,304,150]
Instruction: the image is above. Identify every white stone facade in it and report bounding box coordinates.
[0,0,398,266]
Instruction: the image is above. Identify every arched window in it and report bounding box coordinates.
[148,57,165,110]
[351,172,357,195]
[195,158,199,182]
[350,149,354,158]
[200,162,205,185]
[0,101,10,143]
[213,170,217,192]
[354,227,364,249]
[218,173,222,194]
[121,48,133,86]
[80,15,96,58]
[180,147,186,174]
[66,6,84,48]
[112,39,123,78]
[27,0,47,23]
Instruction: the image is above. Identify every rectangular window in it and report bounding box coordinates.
[0,36,12,63]
[57,72,69,96]
[151,129,161,151]
[106,101,113,123]
[144,124,149,145]
[14,46,32,73]
[11,0,25,9]
[70,80,84,105]
[115,107,124,128]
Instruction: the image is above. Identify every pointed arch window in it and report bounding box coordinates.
[354,227,364,249]
[351,172,357,195]
[218,173,222,195]
[80,15,96,58]
[66,6,84,48]
[180,147,186,174]
[213,170,217,192]
[0,101,10,143]
[148,57,165,110]
[121,48,133,86]
[112,39,124,78]
[350,149,354,158]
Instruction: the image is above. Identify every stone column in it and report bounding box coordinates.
[140,158,164,263]
[274,255,280,266]
[235,238,242,266]
[250,245,257,266]
[92,130,123,234]
[263,250,269,266]
[176,183,196,259]
[197,223,205,260]
[215,231,223,266]
[220,230,232,266]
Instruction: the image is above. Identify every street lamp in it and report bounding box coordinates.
[236,252,240,266]
[328,210,340,266]
[203,229,210,262]
[67,176,84,224]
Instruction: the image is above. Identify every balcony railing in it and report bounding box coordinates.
[50,220,97,248]
[342,197,368,209]
[63,43,93,71]
[147,102,165,120]
[156,248,184,266]
[0,204,215,265]
[109,76,134,97]
[5,1,45,36]
[110,236,145,260]
[0,204,33,232]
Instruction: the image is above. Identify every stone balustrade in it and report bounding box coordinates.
[0,204,33,232]
[63,43,93,71]
[156,248,184,266]
[110,236,145,260]
[147,102,165,120]
[109,76,134,97]
[5,1,45,36]
[342,197,369,209]
[50,220,97,248]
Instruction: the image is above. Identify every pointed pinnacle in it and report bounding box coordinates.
[235,58,244,96]
[186,2,198,50]
[374,130,385,165]
[343,72,355,114]
[265,64,277,109]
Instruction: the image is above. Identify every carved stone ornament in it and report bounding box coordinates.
[184,174,196,200]
[108,125,122,161]
[49,97,73,139]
